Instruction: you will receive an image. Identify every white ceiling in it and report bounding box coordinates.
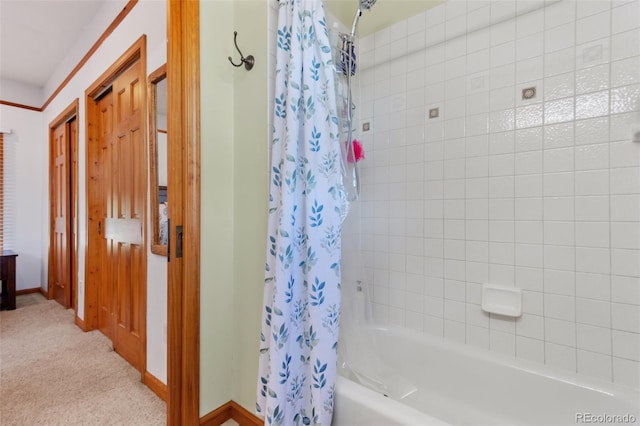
[0,0,106,89]
[325,0,445,36]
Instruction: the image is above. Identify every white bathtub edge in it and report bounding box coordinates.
[334,375,450,426]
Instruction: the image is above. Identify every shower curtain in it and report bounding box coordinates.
[256,0,347,425]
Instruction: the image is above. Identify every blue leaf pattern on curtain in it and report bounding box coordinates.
[257,0,347,424]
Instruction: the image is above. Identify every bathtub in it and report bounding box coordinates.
[333,326,640,425]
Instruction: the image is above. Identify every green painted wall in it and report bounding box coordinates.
[199,0,269,416]
[200,0,237,416]
[231,0,270,412]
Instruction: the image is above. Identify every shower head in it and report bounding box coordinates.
[350,0,377,37]
[359,0,377,10]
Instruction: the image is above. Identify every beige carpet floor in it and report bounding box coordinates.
[0,293,166,425]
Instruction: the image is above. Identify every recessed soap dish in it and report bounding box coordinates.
[481,284,522,317]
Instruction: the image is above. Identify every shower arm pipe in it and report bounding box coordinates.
[350,8,363,37]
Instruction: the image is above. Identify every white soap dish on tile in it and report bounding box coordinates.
[481,284,522,317]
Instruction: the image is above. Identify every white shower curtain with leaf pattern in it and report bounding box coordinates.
[256,0,347,424]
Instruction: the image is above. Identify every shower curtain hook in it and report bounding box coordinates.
[228,31,255,71]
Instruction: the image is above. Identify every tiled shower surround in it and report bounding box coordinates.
[346,0,640,388]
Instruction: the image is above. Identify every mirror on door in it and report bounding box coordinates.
[148,64,168,256]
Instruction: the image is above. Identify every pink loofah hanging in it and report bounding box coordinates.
[347,139,365,163]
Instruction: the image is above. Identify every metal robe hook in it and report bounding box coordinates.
[228,31,255,71]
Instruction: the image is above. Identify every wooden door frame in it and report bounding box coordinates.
[48,99,79,310]
[167,1,200,424]
[83,35,147,375]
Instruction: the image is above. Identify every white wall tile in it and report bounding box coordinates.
[517,8,544,38]
[610,167,640,195]
[408,10,427,34]
[545,22,575,53]
[576,272,611,300]
[575,143,609,171]
[467,261,489,284]
[544,221,574,246]
[611,248,640,277]
[349,0,640,386]
[516,33,544,61]
[544,72,575,100]
[446,0,467,20]
[544,97,575,124]
[517,266,544,292]
[612,330,640,361]
[576,297,611,327]
[545,47,575,77]
[491,0,517,23]
[613,357,640,388]
[575,196,610,222]
[545,293,576,321]
[576,247,611,275]
[611,141,640,168]
[611,56,640,88]
[444,319,466,342]
[612,302,640,332]
[515,197,543,220]
[516,221,543,243]
[490,66,517,92]
[516,103,544,128]
[543,172,574,197]
[577,0,610,19]
[576,91,610,119]
[544,147,574,173]
[575,170,609,196]
[544,197,574,221]
[575,222,610,248]
[388,20,408,42]
[544,122,574,149]
[516,243,544,267]
[612,0,640,34]
[544,245,575,271]
[467,324,490,349]
[611,84,640,114]
[545,269,575,296]
[611,29,640,60]
[577,350,612,381]
[491,42,516,67]
[576,39,611,70]
[611,275,640,305]
[546,317,577,347]
[516,336,545,363]
[515,127,543,152]
[575,116,609,146]
[522,289,544,315]
[426,3,446,26]
[576,64,610,94]
[546,342,577,371]
[544,0,576,29]
[577,324,612,355]
[611,222,640,249]
[424,314,444,337]
[576,11,611,45]
[490,329,516,355]
[467,5,491,35]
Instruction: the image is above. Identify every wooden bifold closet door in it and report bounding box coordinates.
[50,118,75,309]
[93,57,146,372]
